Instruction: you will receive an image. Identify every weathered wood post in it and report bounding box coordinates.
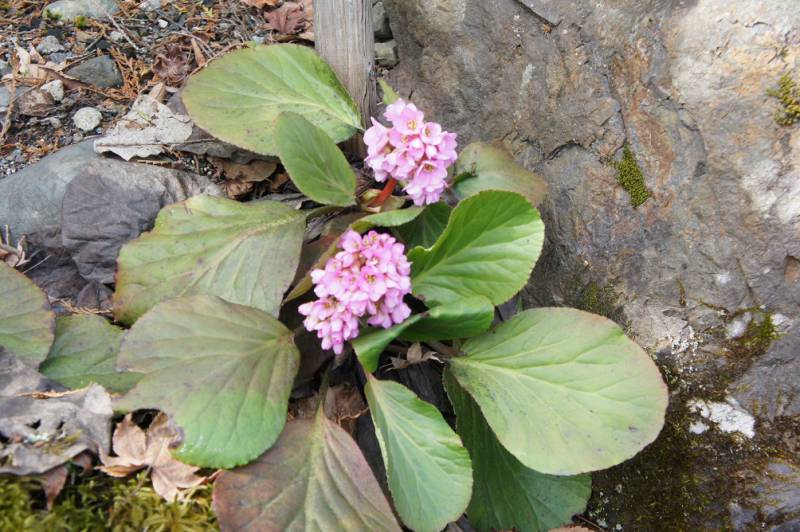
[314,0,376,157]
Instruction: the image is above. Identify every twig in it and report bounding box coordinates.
[425,340,461,358]
[107,13,141,52]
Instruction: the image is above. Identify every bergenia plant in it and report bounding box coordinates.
[3,43,669,532]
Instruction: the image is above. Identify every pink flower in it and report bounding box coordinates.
[299,230,413,355]
[362,98,457,205]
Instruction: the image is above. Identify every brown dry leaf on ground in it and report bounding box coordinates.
[264,2,310,35]
[152,44,190,86]
[99,412,205,501]
[214,159,277,198]
[324,383,368,437]
[241,0,281,7]
[41,464,68,510]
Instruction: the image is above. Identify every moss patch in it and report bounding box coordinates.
[0,469,218,531]
[767,73,800,126]
[616,145,652,208]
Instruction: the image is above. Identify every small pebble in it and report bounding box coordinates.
[73,107,103,132]
[158,19,168,29]
[36,35,64,55]
[109,30,126,42]
[141,0,162,11]
[47,117,63,128]
[41,79,65,102]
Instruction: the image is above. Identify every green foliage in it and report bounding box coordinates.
[767,73,800,126]
[449,307,668,475]
[453,142,548,206]
[616,144,652,208]
[0,473,217,531]
[445,372,591,531]
[73,15,88,29]
[378,79,400,105]
[409,190,545,306]
[353,296,494,372]
[113,194,305,324]
[365,376,473,532]
[44,9,62,20]
[116,296,299,468]
[275,112,357,206]
[0,262,55,365]
[40,314,141,393]
[181,44,361,155]
[213,410,400,531]
[394,201,451,248]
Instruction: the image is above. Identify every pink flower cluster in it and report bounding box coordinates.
[298,230,412,355]
[364,99,458,205]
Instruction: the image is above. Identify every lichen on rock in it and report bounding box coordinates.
[767,73,800,126]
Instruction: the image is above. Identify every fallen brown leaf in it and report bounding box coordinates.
[240,0,281,7]
[41,465,68,510]
[324,383,367,437]
[99,413,205,501]
[153,44,190,86]
[265,2,310,35]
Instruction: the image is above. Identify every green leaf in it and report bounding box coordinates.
[115,295,300,468]
[114,195,305,325]
[453,143,548,206]
[182,44,361,156]
[0,263,54,366]
[285,207,424,302]
[449,307,669,475]
[409,190,544,306]
[353,296,495,373]
[394,201,451,248]
[364,376,472,532]
[40,315,141,393]
[213,410,401,531]
[378,79,400,105]
[444,371,590,532]
[275,112,356,206]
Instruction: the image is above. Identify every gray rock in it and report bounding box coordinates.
[0,85,10,112]
[375,40,398,68]
[0,140,214,240]
[141,0,162,12]
[44,0,118,20]
[72,106,102,131]
[385,0,799,527]
[60,158,220,283]
[66,55,122,88]
[0,60,10,77]
[373,1,392,41]
[41,79,64,102]
[17,89,54,117]
[36,35,64,55]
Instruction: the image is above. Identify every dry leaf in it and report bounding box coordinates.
[241,0,280,7]
[215,159,277,199]
[324,383,367,437]
[94,94,193,160]
[0,231,30,269]
[41,465,68,510]
[389,343,442,370]
[99,413,205,501]
[153,44,190,86]
[265,2,309,35]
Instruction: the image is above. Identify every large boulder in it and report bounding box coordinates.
[385,0,799,528]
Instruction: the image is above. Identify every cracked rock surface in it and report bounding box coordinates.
[385,0,799,528]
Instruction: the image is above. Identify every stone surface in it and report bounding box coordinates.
[66,55,122,88]
[385,0,799,528]
[41,79,65,102]
[72,106,102,131]
[44,0,119,20]
[373,0,392,41]
[375,39,398,68]
[36,35,64,55]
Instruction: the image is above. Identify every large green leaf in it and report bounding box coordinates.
[364,376,472,532]
[409,190,544,306]
[115,296,300,468]
[394,201,451,249]
[0,263,54,366]
[353,297,494,373]
[454,143,548,206]
[114,195,305,325]
[285,207,424,302]
[213,410,400,531]
[449,307,668,475]
[275,112,356,206]
[444,371,590,532]
[40,314,141,393]
[182,44,361,155]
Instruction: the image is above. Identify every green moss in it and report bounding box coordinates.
[44,9,62,20]
[733,312,780,360]
[0,470,218,531]
[615,144,652,208]
[73,15,88,29]
[767,73,800,126]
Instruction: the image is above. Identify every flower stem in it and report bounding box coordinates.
[370,178,398,207]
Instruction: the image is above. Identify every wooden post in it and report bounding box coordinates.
[314,0,376,157]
